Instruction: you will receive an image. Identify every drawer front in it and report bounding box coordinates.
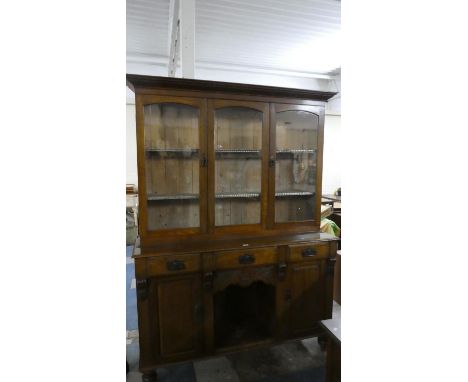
[147,253,201,276]
[288,242,329,262]
[215,247,277,270]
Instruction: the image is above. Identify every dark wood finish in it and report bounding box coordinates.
[214,247,277,270]
[136,95,208,244]
[333,250,341,304]
[287,259,327,337]
[320,318,341,382]
[207,99,269,234]
[326,338,341,382]
[127,74,337,102]
[288,242,330,262]
[269,103,325,231]
[151,274,203,362]
[128,75,338,378]
[147,253,201,277]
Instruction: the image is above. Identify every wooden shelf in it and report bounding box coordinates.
[147,194,199,201]
[147,191,314,201]
[276,149,316,154]
[215,149,261,159]
[145,148,199,155]
[216,192,260,199]
[275,191,315,197]
[216,149,260,153]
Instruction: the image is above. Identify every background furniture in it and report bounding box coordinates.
[127,75,338,382]
[320,317,341,382]
[126,186,139,245]
[322,194,341,249]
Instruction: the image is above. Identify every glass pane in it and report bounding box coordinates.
[144,103,200,230]
[275,110,318,222]
[214,107,262,226]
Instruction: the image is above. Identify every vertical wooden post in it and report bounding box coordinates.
[180,0,195,78]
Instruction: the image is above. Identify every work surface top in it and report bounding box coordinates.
[320,318,341,343]
[322,194,341,202]
[133,232,339,257]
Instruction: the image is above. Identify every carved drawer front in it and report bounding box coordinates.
[288,243,329,262]
[215,247,277,270]
[147,253,201,276]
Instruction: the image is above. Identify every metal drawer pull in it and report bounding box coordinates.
[166,259,186,271]
[239,254,255,264]
[302,248,316,257]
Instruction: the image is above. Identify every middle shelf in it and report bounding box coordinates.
[147,191,315,201]
[145,148,316,157]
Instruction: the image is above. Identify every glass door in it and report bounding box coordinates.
[139,96,207,236]
[270,104,323,227]
[208,100,268,232]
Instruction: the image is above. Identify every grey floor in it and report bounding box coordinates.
[127,245,341,382]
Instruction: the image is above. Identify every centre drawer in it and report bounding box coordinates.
[147,253,201,276]
[215,247,277,270]
[288,242,329,262]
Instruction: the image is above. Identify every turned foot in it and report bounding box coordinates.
[142,370,157,382]
[317,334,328,351]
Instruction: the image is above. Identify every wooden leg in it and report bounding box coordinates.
[317,334,327,351]
[142,370,157,382]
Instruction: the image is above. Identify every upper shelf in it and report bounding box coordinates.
[216,149,259,154]
[145,148,199,154]
[277,149,316,154]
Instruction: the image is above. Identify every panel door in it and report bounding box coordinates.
[207,100,269,234]
[286,260,328,337]
[153,274,204,361]
[137,95,207,241]
[269,104,324,230]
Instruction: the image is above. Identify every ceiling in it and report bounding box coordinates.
[127,0,341,79]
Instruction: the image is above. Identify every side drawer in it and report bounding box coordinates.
[215,247,277,270]
[147,253,201,276]
[288,242,329,262]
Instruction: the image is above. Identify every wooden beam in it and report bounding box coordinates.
[179,0,195,78]
[167,0,180,77]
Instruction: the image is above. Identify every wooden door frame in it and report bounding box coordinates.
[268,103,325,231]
[207,99,270,235]
[136,94,208,245]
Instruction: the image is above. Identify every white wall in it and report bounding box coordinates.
[126,102,341,195]
[322,113,341,195]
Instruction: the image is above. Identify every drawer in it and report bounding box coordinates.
[215,247,277,270]
[288,243,329,262]
[147,253,201,276]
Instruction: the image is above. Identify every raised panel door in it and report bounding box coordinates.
[154,275,203,361]
[287,260,327,336]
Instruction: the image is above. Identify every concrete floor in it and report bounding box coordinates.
[126,246,341,382]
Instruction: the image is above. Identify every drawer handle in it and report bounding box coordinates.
[166,260,186,271]
[239,254,255,264]
[302,248,316,257]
